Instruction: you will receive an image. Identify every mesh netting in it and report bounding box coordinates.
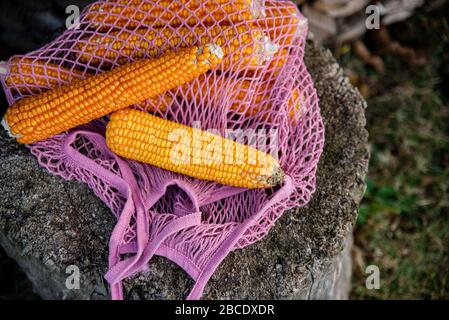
[0,0,324,300]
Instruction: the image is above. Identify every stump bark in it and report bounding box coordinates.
[0,40,369,300]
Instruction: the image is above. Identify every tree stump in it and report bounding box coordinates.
[0,40,369,300]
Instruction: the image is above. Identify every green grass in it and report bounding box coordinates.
[338,9,449,299]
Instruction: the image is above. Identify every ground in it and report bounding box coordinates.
[341,8,449,299]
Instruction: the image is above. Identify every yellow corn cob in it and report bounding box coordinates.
[85,0,264,31]
[106,108,284,188]
[88,0,257,13]
[266,48,289,74]
[4,58,84,94]
[231,81,305,124]
[137,93,174,113]
[248,1,303,77]
[3,44,223,144]
[3,57,172,111]
[74,26,276,71]
[262,1,303,46]
[178,74,304,123]
[245,47,290,79]
[286,87,305,124]
[250,1,303,77]
[178,74,262,114]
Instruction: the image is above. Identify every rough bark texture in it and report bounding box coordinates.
[0,40,369,300]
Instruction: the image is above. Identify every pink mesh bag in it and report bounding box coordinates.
[0,0,324,300]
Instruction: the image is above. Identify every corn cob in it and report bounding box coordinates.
[88,0,259,14]
[286,87,305,124]
[178,74,262,114]
[3,57,173,111]
[266,48,289,74]
[251,1,303,77]
[262,1,303,46]
[106,108,284,188]
[4,58,85,94]
[2,44,223,144]
[248,1,303,77]
[178,74,304,122]
[137,93,174,113]
[85,0,265,31]
[74,26,276,71]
